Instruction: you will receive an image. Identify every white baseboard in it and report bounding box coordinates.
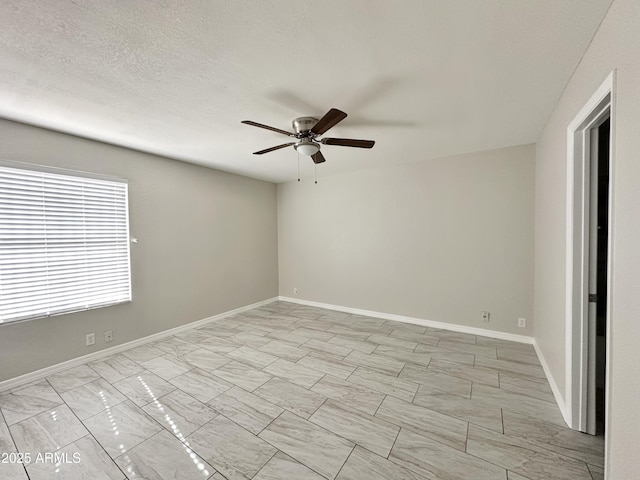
[533,339,570,426]
[0,297,279,393]
[279,296,534,344]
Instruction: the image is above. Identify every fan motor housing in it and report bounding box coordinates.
[292,117,318,136]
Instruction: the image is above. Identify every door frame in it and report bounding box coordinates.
[565,70,615,444]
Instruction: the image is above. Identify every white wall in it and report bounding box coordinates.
[278,144,535,336]
[534,0,640,477]
[0,119,278,381]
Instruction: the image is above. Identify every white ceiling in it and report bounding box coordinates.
[0,0,612,183]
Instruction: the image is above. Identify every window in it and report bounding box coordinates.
[0,163,131,324]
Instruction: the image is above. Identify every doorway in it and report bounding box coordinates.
[565,71,614,445]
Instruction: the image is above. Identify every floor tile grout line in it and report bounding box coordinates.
[142,381,222,417]
[254,404,288,437]
[466,422,599,476]
[110,428,164,461]
[13,396,92,460]
[333,444,356,480]
[0,406,32,480]
[306,398,409,460]
[502,431,605,469]
[473,376,570,407]
[0,378,49,397]
[259,408,366,478]
[80,394,164,451]
[26,433,97,476]
[409,382,418,403]
[224,350,280,371]
[116,425,217,477]
[347,365,420,398]
[464,422,470,453]
[376,397,483,454]
[444,441,513,478]
[309,396,330,418]
[22,458,31,479]
[385,424,402,460]
[63,381,129,422]
[47,372,101,397]
[429,393,593,460]
[246,447,281,480]
[497,386,557,405]
[139,352,197,380]
[177,410,224,449]
[372,394,387,417]
[61,395,131,479]
[151,410,229,477]
[0,387,66,428]
[108,369,178,409]
[255,409,350,478]
[269,407,358,446]
[218,408,294,447]
[410,395,504,438]
[85,355,145,384]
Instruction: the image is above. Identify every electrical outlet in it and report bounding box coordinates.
[481,311,490,322]
[86,333,95,346]
[518,317,526,328]
[105,331,113,343]
[293,287,298,294]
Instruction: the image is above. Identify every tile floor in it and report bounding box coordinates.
[0,301,604,480]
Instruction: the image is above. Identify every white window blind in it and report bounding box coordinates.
[0,164,131,324]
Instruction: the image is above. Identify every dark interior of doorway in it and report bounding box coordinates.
[595,117,609,436]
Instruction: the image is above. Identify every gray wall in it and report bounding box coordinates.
[278,144,535,336]
[534,0,640,476]
[0,119,278,381]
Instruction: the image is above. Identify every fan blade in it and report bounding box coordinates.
[321,138,375,148]
[253,143,296,155]
[311,108,348,135]
[311,151,326,164]
[241,120,295,137]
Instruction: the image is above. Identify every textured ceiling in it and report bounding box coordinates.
[0,0,612,183]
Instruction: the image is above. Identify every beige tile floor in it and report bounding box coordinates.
[0,302,604,480]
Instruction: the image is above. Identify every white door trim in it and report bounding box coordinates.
[565,70,615,469]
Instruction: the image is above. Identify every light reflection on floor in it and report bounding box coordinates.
[116,376,210,477]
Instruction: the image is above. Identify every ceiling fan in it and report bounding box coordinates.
[241,108,375,164]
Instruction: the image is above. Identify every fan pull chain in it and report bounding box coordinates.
[297,151,300,182]
[314,163,318,184]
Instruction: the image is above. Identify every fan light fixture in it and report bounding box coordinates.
[295,141,319,156]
